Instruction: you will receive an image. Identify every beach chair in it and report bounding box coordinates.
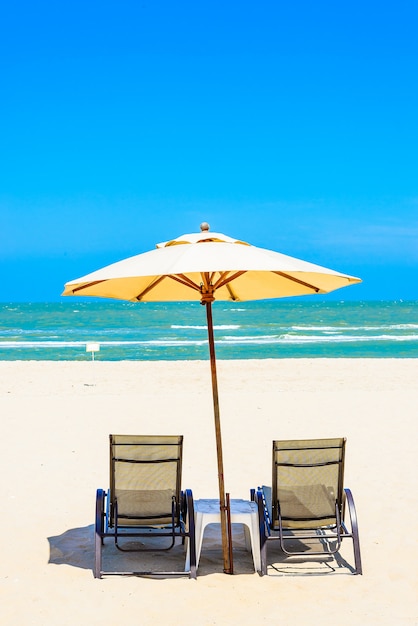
[94,435,197,578]
[253,438,362,575]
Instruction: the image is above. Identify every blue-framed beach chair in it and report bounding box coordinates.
[94,435,196,578]
[253,438,362,575]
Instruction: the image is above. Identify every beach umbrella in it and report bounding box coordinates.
[62,222,361,574]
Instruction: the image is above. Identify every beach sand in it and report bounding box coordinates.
[1,358,417,625]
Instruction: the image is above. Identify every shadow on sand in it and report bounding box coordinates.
[47,523,258,577]
[48,525,95,571]
[47,524,354,577]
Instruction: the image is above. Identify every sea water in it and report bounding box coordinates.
[0,300,417,360]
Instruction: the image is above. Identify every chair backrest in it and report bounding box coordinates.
[109,435,183,526]
[272,438,346,530]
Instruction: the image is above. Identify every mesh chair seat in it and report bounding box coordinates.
[115,488,176,525]
[277,484,336,529]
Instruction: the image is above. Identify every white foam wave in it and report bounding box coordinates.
[291,324,418,331]
[171,324,240,330]
[1,333,417,350]
[291,326,341,331]
[170,325,207,330]
[0,341,92,348]
[280,334,418,344]
[391,324,418,329]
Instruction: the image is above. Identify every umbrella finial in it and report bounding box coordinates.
[200,222,210,232]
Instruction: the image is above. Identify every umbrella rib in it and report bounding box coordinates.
[135,275,167,300]
[213,271,247,290]
[273,271,321,293]
[202,272,211,289]
[226,283,238,301]
[211,272,227,290]
[135,274,201,300]
[70,280,106,294]
[168,274,201,291]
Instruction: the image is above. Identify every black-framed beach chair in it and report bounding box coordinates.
[94,435,196,578]
[253,438,362,575]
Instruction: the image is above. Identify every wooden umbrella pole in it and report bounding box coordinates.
[205,300,232,574]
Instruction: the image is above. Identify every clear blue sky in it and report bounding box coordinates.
[1,1,417,301]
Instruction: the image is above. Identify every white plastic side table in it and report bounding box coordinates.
[185,498,260,573]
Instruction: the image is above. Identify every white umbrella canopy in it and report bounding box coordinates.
[62,223,361,574]
[63,224,360,302]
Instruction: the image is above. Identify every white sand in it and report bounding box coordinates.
[1,359,417,625]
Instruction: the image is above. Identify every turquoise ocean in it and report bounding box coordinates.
[0,300,417,361]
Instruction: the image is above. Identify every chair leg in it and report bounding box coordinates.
[94,529,102,579]
[94,489,105,578]
[254,490,268,576]
[185,489,197,579]
[344,488,362,575]
[260,537,268,576]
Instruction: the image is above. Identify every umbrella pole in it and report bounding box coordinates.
[205,301,233,574]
